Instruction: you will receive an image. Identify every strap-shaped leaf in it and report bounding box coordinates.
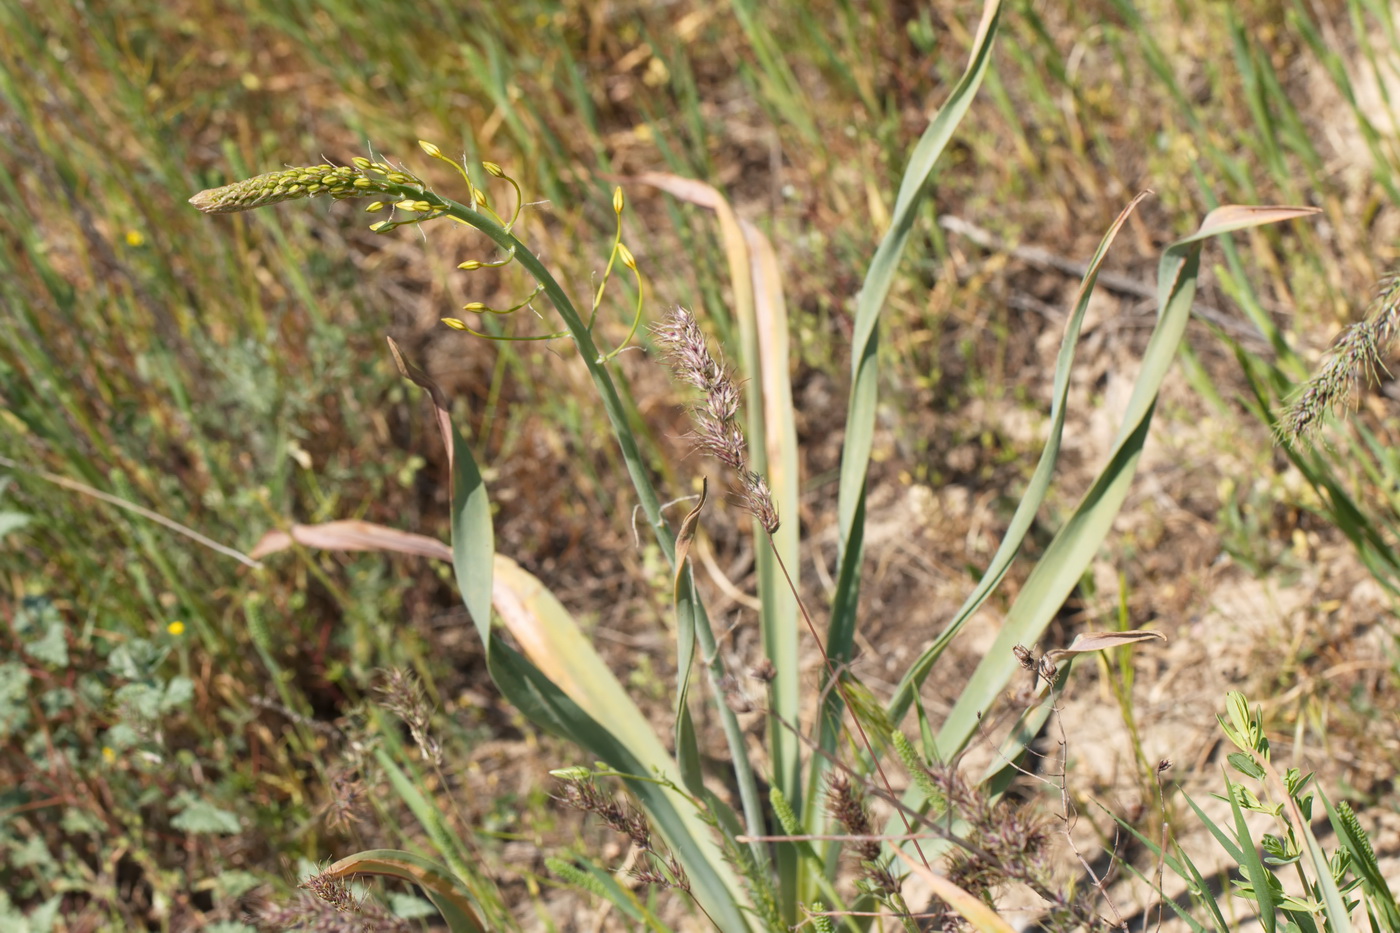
[388,338,754,930]
[885,192,1147,726]
[933,206,1317,762]
[324,849,486,933]
[830,0,1004,670]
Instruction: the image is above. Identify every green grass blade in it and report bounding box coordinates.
[618,173,789,871]
[1184,791,1248,864]
[386,187,769,865]
[1285,786,1352,933]
[1225,783,1279,933]
[371,747,508,923]
[1100,812,1219,933]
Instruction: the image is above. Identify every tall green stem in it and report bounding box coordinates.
[394,184,771,866]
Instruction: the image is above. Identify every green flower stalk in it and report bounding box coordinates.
[192,144,644,359]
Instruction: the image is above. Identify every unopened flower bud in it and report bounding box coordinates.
[550,766,593,781]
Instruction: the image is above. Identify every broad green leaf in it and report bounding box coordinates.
[830,0,1004,678]
[488,555,752,930]
[823,0,1004,842]
[932,206,1317,763]
[880,192,1148,816]
[171,797,241,835]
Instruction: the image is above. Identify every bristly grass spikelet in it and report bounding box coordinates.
[652,307,779,534]
[1279,270,1400,445]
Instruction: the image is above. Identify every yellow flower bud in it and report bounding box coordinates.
[418,140,442,158]
[458,260,482,270]
[482,161,503,177]
[365,201,386,213]
[441,318,469,330]
[613,187,624,214]
[463,302,487,312]
[352,156,373,170]
[618,243,636,270]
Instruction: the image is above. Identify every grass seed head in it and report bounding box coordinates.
[654,307,782,532]
[1280,270,1400,444]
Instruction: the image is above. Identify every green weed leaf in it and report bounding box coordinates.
[171,796,241,835]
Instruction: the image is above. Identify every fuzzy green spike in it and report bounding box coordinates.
[809,902,836,933]
[770,787,801,836]
[189,164,390,214]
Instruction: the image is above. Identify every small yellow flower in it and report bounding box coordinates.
[102,747,117,763]
[167,620,186,636]
[125,229,145,247]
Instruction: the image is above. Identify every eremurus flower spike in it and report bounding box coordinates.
[192,143,642,355]
[188,164,386,213]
